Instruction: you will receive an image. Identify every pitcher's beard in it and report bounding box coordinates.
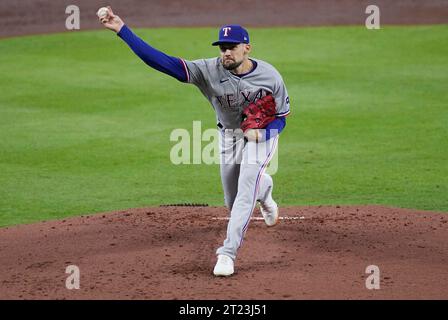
[222,59,243,71]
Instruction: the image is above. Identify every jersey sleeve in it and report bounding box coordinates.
[183,59,210,89]
[273,77,291,117]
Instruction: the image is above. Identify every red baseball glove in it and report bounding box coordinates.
[240,95,277,133]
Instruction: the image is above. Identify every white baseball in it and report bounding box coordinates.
[97,7,109,19]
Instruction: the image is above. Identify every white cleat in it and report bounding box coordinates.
[213,254,234,277]
[260,194,279,227]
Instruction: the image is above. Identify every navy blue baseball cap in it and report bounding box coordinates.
[212,25,250,46]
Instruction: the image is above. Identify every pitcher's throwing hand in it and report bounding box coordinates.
[97,6,124,33]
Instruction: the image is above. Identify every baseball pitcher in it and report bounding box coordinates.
[99,7,291,277]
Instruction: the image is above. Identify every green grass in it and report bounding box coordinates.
[1,25,447,226]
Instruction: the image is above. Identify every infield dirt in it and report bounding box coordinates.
[1,205,447,299]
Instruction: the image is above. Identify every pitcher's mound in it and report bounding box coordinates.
[0,205,447,299]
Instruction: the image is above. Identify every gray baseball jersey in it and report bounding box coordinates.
[183,57,290,129]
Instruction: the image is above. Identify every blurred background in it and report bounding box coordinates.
[1,0,447,38]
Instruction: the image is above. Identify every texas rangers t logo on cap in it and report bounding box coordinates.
[212,25,250,46]
[223,27,231,37]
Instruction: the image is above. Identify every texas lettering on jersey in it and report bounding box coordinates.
[216,88,268,109]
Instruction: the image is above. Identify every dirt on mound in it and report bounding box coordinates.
[1,0,447,39]
[0,205,447,300]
